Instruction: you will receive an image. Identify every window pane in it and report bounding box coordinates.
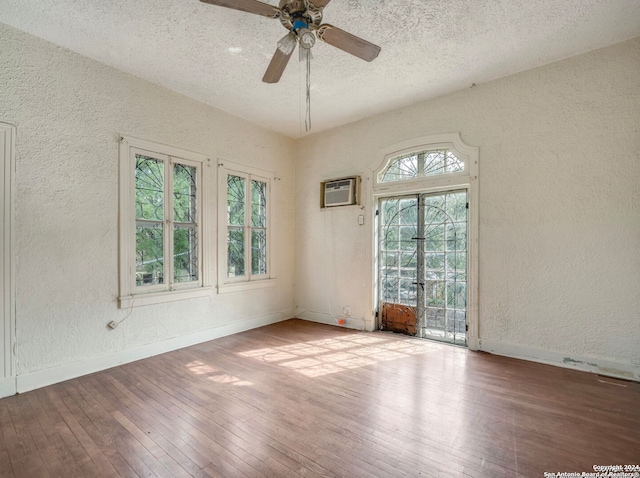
[382,199,399,218]
[426,281,446,307]
[426,253,445,270]
[447,281,466,309]
[445,151,465,173]
[227,175,245,227]
[228,227,245,277]
[173,164,197,223]
[380,276,398,302]
[400,252,417,268]
[135,155,164,221]
[251,229,267,275]
[447,192,468,222]
[174,225,198,283]
[378,154,418,182]
[251,180,267,228]
[381,251,397,267]
[382,267,398,278]
[424,150,465,176]
[382,226,399,251]
[423,150,446,176]
[398,199,417,225]
[379,149,465,184]
[424,195,446,224]
[446,223,467,251]
[447,252,467,278]
[136,223,164,286]
[398,279,417,306]
[425,224,445,252]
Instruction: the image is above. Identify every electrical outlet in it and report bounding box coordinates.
[342,306,351,317]
[107,320,118,329]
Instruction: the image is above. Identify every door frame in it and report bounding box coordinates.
[0,122,16,398]
[370,133,479,350]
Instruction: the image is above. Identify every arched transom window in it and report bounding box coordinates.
[377,149,464,184]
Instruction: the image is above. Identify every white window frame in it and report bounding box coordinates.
[217,160,276,294]
[119,136,212,308]
[371,133,479,349]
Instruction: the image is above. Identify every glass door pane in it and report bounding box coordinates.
[378,196,419,335]
[420,190,467,345]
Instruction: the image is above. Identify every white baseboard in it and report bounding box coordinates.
[479,339,640,382]
[295,309,373,331]
[0,376,16,398]
[16,311,291,394]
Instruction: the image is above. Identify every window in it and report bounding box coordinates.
[378,149,464,184]
[119,136,211,307]
[218,161,275,293]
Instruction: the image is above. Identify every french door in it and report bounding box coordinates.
[378,190,468,345]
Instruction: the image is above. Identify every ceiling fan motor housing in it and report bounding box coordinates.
[278,0,323,30]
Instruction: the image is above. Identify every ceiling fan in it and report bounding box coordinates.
[200,0,382,83]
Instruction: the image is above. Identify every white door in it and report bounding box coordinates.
[0,123,16,398]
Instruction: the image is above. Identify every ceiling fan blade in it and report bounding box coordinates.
[199,0,279,18]
[317,24,381,62]
[309,0,331,7]
[263,43,296,83]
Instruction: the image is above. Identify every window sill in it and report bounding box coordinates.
[119,287,213,308]
[217,278,277,294]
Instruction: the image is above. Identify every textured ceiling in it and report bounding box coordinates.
[2,0,640,138]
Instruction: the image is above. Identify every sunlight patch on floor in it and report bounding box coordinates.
[237,333,436,377]
[186,360,253,386]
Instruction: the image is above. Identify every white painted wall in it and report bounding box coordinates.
[0,23,296,390]
[1,20,639,390]
[294,38,640,380]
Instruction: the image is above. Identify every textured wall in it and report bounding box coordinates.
[1,20,639,382]
[295,38,640,372]
[0,23,296,375]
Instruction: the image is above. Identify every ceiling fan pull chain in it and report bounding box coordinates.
[305,46,312,132]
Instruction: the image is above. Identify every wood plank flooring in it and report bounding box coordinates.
[1,319,638,477]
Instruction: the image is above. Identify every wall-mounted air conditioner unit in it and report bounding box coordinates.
[321,176,360,208]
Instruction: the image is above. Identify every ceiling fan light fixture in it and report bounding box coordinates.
[276,32,297,55]
[298,28,316,49]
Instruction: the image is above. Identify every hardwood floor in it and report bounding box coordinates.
[1,319,638,477]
